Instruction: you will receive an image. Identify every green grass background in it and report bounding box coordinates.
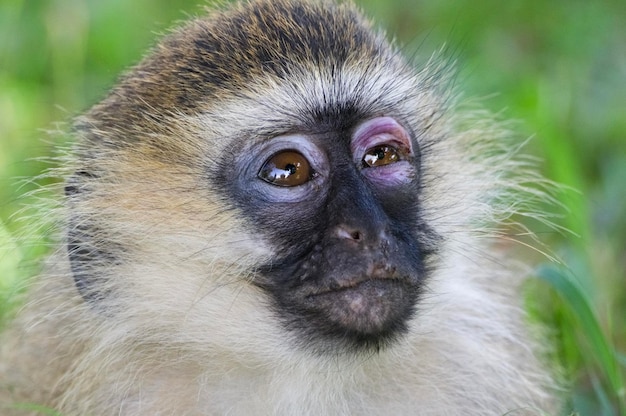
[1,0,624,414]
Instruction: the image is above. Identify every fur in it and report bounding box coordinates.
[1,0,558,414]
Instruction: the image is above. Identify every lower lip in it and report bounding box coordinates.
[305,279,408,334]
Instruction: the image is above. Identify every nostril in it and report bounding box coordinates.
[336,226,364,242]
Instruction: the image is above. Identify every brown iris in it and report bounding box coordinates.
[362,145,400,167]
[258,150,312,187]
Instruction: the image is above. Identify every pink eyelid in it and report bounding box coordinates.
[351,117,413,159]
[351,117,415,186]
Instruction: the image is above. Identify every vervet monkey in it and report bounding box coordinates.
[0,0,559,414]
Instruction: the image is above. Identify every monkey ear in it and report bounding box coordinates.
[65,171,112,304]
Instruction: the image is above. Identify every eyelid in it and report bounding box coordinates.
[351,117,413,164]
[351,117,415,187]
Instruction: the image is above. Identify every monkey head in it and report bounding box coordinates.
[65,0,476,358]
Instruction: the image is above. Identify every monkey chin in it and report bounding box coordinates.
[296,278,419,353]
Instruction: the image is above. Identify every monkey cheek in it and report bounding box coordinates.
[304,280,415,335]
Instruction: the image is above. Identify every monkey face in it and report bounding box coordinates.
[214,114,438,352]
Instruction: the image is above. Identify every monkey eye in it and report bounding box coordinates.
[362,145,401,168]
[258,150,314,187]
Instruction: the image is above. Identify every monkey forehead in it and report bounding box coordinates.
[188,65,429,145]
[80,0,448,137]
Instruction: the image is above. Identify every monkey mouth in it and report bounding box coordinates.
[308,262,400,295]
[303,277,415,336]
[260,257,425,351]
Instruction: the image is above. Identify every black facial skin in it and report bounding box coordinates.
[217,113,439,354]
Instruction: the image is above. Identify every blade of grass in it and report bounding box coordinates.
[536,264,626,413]
[6,403,63,416]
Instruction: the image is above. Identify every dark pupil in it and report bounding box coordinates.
[285,163,297,174]
[375,148,385,160]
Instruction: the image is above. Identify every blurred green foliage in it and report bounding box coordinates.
[1,0,625,414]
